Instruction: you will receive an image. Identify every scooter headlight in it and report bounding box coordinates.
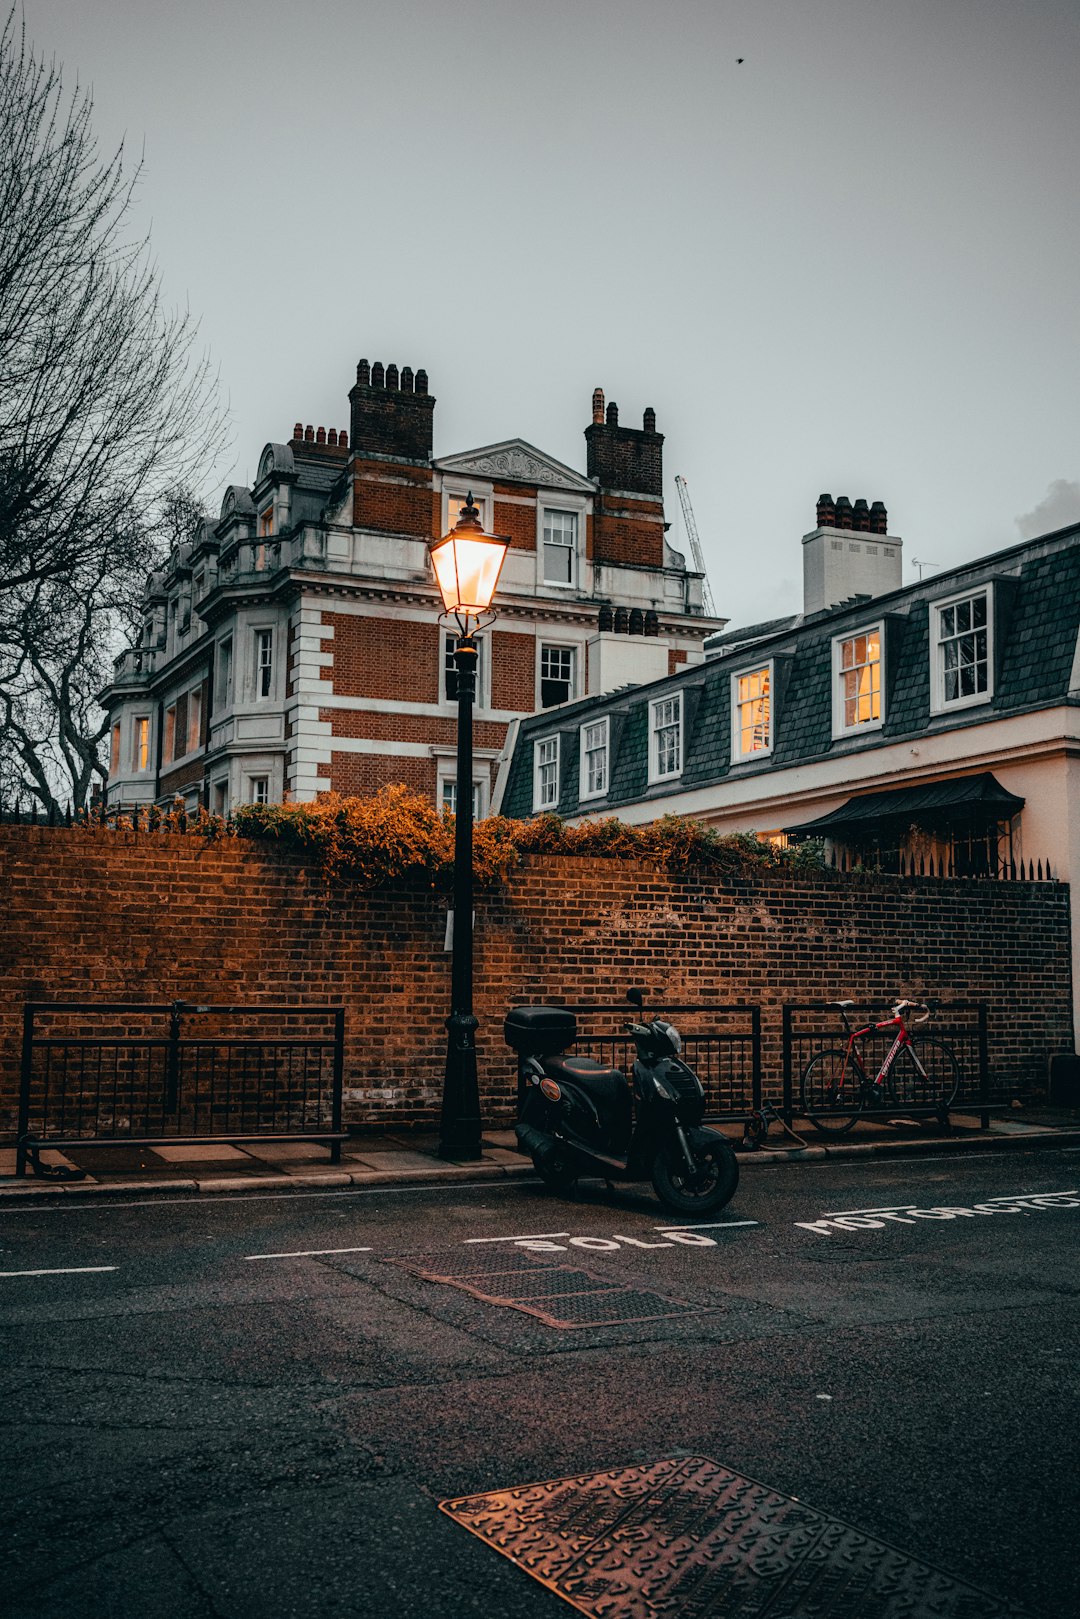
[656,1020,682,1055]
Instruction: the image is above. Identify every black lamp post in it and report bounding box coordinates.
[428,494,510,1160]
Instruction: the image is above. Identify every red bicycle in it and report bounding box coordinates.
[800,999,961,1136]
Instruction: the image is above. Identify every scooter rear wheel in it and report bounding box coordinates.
[652,1139,739,1216]
[532,1148,579,1191]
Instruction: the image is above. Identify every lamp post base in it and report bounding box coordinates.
[439,1011,483,1161]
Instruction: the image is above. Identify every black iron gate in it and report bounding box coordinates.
[16,1001,346,1177]
[564,1003,762,1122]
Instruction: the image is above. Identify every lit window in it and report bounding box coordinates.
[543,510,578,585]
[649,693,682,781]
[533,736,560,811]
[249,776,269,805]
[445,492,491,532]
[134,716,150,772]
[732,665,771,760]
[187,688,202,753]
[580,718,609,799]
[256,629,273,698]
[934,590,991,710]
[110,723,121,776]
[216,638,233,707]
[444,633,484,704]
[834,627,882,733]
[163,705,177,763]
[540,644,575,708]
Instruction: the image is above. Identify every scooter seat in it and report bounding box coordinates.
[546,1055,627,1110]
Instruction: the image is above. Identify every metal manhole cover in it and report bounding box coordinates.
[440,1456,1027,1617]
[386,1254,693,1331]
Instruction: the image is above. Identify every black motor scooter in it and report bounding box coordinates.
[505,989,739,1216]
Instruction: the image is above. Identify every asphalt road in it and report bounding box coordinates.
[2,1149,1078,1618]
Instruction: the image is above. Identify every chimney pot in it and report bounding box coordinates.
[614,606,630,634]
[357,359,370,385]
[293,422,304,440]
[386,363,399,390]
[628,608,644,635]
[853,497,870,532]
[339,429,348,449]
[415,369,428,395]
[327,428,338,446]
[305,424,314,442]
[592,387,605,424]
[834,495,853,529]
[644,610,659,636]
[316,425,326,444]
[606,400,619,426]
[643,407,656,433]
[401,365,414,393]
[371,361,384,388]
[598,603,614,632]
[816,492,835,527]
[870,499,888,534]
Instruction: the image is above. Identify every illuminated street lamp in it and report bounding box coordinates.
[428,494,509,1159]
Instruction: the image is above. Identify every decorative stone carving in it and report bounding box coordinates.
[437,440,593,493]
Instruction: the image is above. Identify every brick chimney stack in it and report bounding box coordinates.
[348,358,435,464]
[585,389,664,497]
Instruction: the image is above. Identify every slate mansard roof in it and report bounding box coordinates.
[497,523,1080,823]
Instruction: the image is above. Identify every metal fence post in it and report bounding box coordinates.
[782,1004,793,1125]
[15,1003,35,1178]
[978,1002,990,1131]
[751,1005,762,1113]
[165,1001,181,1113]
[330,1009,344,1164]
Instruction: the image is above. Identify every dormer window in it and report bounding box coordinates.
[931,587,993,712]
[832,625,884,737]
[731,663,772,761]
[649,693,683,782]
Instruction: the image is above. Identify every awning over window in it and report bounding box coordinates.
[785,772,1025,837]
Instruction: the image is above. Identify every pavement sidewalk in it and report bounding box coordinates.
[1,1106,1078,1201]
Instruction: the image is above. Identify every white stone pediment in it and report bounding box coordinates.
[435,439,594,495]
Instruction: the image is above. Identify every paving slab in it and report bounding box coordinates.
[150,1143,251,1162]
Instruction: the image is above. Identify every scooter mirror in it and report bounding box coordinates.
[626,987,644,1008]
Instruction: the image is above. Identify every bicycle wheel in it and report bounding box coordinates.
[894,1035,961,1111]
[800,1047,862,1135]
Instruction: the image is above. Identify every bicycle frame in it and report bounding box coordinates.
[838,1011,927,1099]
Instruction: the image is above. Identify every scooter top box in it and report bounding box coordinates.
[503,1005,577,1056]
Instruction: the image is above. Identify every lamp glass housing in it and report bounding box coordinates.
[429,499,509,620]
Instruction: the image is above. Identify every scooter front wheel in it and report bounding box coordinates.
[652,1139,739,1216]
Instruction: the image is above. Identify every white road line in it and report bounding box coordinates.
[654,1220,760,1230]
[243,1246,373,1261]
[464,1232,570,1244]
[0,1265,118,1277]
[823,1204,919,1217]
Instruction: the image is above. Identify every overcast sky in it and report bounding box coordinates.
[24,0,1080,627]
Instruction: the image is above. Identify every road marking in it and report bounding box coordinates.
[243,1246,373,1261]
[0,1265,118,1277]
[464,1232,570,1245]
[798,1188,1080,1235]
[656,1221,760,1230]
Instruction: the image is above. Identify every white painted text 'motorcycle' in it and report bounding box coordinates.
[797,1190,1080,1236]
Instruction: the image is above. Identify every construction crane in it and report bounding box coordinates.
[674,475,717,616]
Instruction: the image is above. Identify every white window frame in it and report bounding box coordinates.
[215,637,233,709]
[541,508,579,587]
[255,627,274,699]
[579,716,610,801]
[536,493,587,591]
[438,772,487,822]
[441,479,493,537]
[730,661,774,762]
[538,641,578,709]
[442,631,490,711]
[648,692,683,784]
[532,735,560,811]
[831,622,885,738]
[248,775,270,805]
[930,584,994,714]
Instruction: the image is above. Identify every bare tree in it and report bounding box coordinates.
[0,10,227,807]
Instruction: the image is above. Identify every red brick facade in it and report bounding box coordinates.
[352,461,433,537]
[491,631,535,712]
[0,827,1070,1132]
[320,614,440,703]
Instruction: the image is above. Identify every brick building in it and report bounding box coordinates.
[101,364,721,814]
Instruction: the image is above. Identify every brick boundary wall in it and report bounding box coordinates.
[0,827,1071,1133]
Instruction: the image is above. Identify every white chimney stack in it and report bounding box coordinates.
[802,493,902,615]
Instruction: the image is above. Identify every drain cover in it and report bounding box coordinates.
[386,1252,692,1330]
[440,1457,1025,1616]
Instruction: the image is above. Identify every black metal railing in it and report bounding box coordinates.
[563,1003,762,1122]
[16,1001,345,1178]
[781,1001,991,1128]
